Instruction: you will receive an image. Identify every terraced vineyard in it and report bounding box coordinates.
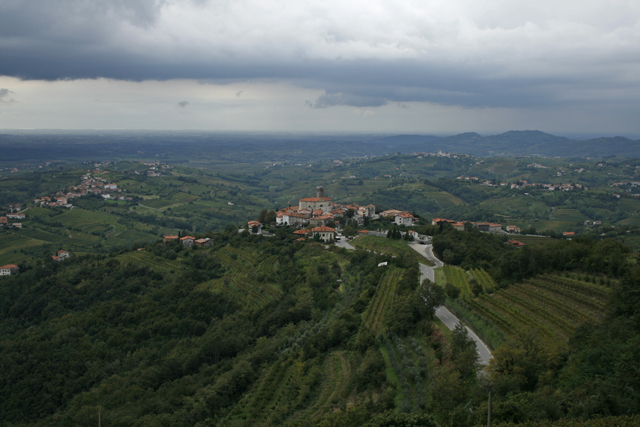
[363,268,401,333]
[444,265,472,298]
[227,358,296,425]
[469,268,495,292]
[198,246,283,309]
[465,274,608,343]
[380,334,429,413]
[304,352,352,421]
[117,251,183,272]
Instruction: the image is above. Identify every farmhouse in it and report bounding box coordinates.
[0,264,19,276]
[180,236,195,247]
[194,238,213,247]
[247,221,262,234]
[506,225,521,233]
[506,240,525,248]
[395,213,416,227]
[163,235,179,243]
[312,226,336,243]
[475,222,502,233]
[52,250,70,261]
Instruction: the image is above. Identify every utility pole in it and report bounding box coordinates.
[98,406,101,427]
[487,385,492,427]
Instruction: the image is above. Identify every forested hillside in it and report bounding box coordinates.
[2,226,640,426]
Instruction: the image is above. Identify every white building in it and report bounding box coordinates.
[0,264,19,276]
[312,226,336,242]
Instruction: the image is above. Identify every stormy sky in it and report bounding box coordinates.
[1,0,639,135]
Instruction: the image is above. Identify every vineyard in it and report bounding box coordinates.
[363,268,401,333]
[463,274,609,343]
[469,268,495,292]
[117,251,183,272]
[380,333,429,413]
[197,246,283,309]
[443,265,472,298]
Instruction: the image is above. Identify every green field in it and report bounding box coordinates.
[463,274,609,344]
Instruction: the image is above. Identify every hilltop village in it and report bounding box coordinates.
[236,187,527,244]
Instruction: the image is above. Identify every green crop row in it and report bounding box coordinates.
[537,274,609,300]
[477,294,554,339]
[364,269,401,333]
[498,289,574,337]
[527,277,605,312]
[444,266,472,298]
[516,283,600,324]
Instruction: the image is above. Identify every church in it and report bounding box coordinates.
[298,186,333,214]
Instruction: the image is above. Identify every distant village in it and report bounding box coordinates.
[456,175,589,192]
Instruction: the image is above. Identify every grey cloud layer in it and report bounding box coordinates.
[1,0,639,110]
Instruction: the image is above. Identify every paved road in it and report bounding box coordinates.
[435,306,493,365]
[409,243,492,365]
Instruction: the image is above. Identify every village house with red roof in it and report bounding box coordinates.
[312,226,336,242]
[180,236,195,247]
[52,250,70,262]
[247,221,262,234]
[0,264,19,276]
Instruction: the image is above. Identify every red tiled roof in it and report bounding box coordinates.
[293,229,310,235]
[300,197,332,202]
[312,226,335,232]
[286,213,308,218]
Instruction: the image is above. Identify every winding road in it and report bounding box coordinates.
[409,243,493,365]
[335,238,492,364]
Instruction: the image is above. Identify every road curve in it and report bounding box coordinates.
[409,243,492,365]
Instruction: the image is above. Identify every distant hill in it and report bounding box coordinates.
[389,130,640,158]
[1,130,639,162]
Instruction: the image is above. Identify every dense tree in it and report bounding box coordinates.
[417,279,446,320]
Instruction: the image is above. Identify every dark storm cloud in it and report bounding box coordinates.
[306,92,387,108]
[1,0,639,113]
[0,88,16,104]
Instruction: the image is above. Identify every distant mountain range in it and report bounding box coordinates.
[1,130,639,162]
[380,130,640,158]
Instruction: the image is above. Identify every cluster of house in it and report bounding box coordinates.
[244,188,423,243]
[0,213,26,229]
[379,210,419,227]
[504,181,586,191]
[274,187,377,229]
[612,181,640,189]
[131,162,172,177]
[33,173,132,209]
[414,151,469,159]
[431,218,521,234]
[457,176,588,191]
[162,235,214,247]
